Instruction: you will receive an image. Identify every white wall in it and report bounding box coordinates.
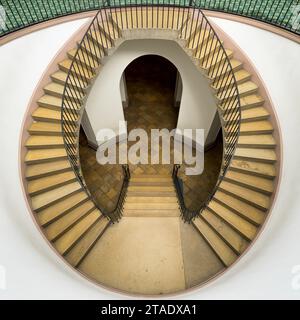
[0,18,300,299]
[81,110,97,147]
[0,20,116,300]
[204,17,300,299]
[84,39,216,145]
[174,71,183,108]
[120,72,129,107]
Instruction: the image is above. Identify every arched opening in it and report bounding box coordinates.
[121,54,182,175]
[122,54,181,117]
[79,52,223,213]
[119,54,223,211]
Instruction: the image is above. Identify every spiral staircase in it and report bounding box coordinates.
[21,6,279,295]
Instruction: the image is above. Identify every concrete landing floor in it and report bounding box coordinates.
[79,217,224,295]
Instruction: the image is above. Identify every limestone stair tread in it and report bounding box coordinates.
[219,181,270,211]
[127,188,176,198]
[38,94,62,110]
[126,191,176,197]
[241,94,265,109]
[129,181,174,187]
[65,217,110,267]
[224,170,274,195]
[27,171,77,196]
[193,216,238,267]
[32,107,62,122]
[220,93,265,110]
[207,200,258,240]
[101,18,122,40]
[44,82,83,101]
[124,175,179,216]
[124,202,179,210]
[229,159,276,178]
[217,81,258,101]
[44,200,96,241]
[51,70,89,89]
[28,121,62,135]
[125,196,177,203]
[213,69,251,89]
[44,82,65,96]
[98,19,121,40]
[31,181,82,212]
[187,28,211,49]
[240,107,270,122]
[128,185,175,192]
[233,147,277,163]
[32,107,77,123]
[213,190,266,226]
[234,69,251,83]
[233,120,273,135]
[194,38,223,61]
[179,12,201,37]
[223,106,270,123]
[235,134,276,148]
[201,208,249,254]
[202,49,234,71]
[79,37,106,59]
[123,209,180,217]
[67,48,100,70]
[25,159,71,180]
[208,58,242,79]
[25,148,67,164]
[58,59,94,81]
[38,94,80,111]
[89,30,114,49]
[25,135,65,149]
[53,209,101,255]
[37,191,89,226]
[130,176,173,183]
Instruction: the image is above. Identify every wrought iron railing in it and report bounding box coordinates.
[0,1,299,37]
[61,3,241,223]
[172,3,241,222]
[61,6,127,222]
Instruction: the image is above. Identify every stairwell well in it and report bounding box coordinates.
[19,7,280,296]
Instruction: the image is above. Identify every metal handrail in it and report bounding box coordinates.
[61,2,240,223]
[1,1,299,37]
[61,5,128,223]
[172,2,241,222]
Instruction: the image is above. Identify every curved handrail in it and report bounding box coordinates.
[60,2,241,223]
[61,6,128,222]
[172,3,241,222]
[1,1,299,38]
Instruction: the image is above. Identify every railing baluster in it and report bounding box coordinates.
[61,5,134,223]
[172,4,241,222]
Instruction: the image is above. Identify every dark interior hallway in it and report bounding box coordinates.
[124,54,179,176]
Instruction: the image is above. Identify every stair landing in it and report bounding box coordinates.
[79,215,224,295]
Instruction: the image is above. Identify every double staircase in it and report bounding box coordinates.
[22,6,279,294]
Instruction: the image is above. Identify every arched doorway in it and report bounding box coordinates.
[121,54,182,175]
